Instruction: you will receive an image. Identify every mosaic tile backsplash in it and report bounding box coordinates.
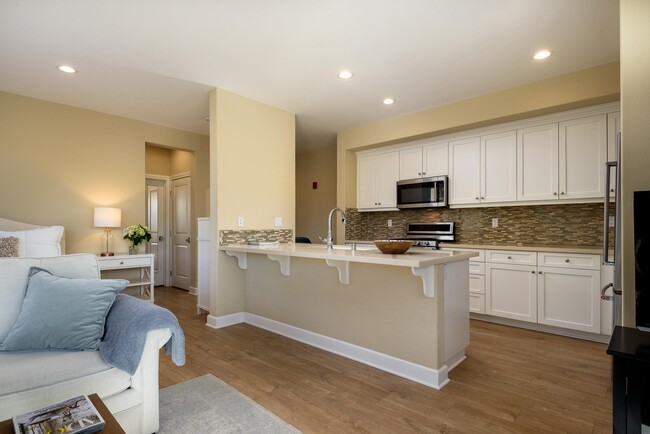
[220,229,294,245]
[345,203,613,247]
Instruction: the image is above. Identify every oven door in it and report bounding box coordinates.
[397,177,447,209]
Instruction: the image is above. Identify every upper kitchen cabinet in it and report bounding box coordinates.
[399,142,448,180]
[449,131,516,205]
[517,123,560,201]
[607,112,621,198]
[449,137,481,205]
[357,150,399,211]
[559,115,607,200]
[517,115,607,202]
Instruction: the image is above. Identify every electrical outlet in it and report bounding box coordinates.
[237,216,244,227]
[492,218,498,228]
[609,216,615,228]
[387,219,392,227]
[275,217,283,227]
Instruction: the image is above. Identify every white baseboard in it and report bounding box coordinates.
[206,312,244,329]
[188,286,198,295]
[206,312,451,389]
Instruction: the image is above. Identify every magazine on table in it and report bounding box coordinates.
[12,394,105,434]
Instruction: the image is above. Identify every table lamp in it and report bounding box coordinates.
[94,207,121,256]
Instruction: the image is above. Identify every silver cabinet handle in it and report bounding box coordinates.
[561,192,565,195]
[418,172,422,175]
[565,259,570,263]
[538,271,542,274]
[481,196,485,199]
[475,197,479,200]
[120,261,124,265]
[531,270,535,274]
[507,256,512,260]
[422,172,426,175]
[553,192,557,195]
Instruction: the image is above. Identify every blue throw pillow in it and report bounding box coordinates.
[0,267,127,352]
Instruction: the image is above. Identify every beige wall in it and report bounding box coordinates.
[335,63,620,239]
[0,91,209,255]
[170,149,193,175]
[209,88,296,316]
[145,145,171,176]
[621,0,650,326]
[295,142,337,244]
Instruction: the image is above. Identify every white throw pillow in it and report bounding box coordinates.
[0,226,63,257]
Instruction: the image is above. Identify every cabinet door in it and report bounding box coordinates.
[449,137,481,205]
[486,263,537,322]
[559,115,607,199]
[376,151,399,208]
[607,112,620,198]
[517,123,559,201]
[537,267,600,333]
[357,155,378,209]
[481,130,517,203]
[399,147,423,180]
[422,142,448,177]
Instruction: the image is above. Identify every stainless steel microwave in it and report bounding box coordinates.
[396,176,448,209]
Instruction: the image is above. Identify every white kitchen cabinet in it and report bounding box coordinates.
[399,142,448,180]
[537,266,600,333]
[486,263,537,323]
[449,132,516,205]
[449,137,481,205]
[559,115,607,200]
[607,112,620,198]
[517,123,560,201]
[357,151,399,210]
[481,130,517,203]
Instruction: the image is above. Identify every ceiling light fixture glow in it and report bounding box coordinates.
[57,65,77,73]
[533,50,553,60]
[382,98,395,105]
[337,70,354,79]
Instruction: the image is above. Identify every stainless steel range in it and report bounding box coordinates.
[405,222,455,249]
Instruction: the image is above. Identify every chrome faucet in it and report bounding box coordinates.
[322,207,346,249]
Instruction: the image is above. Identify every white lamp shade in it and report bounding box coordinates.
[94,207,122,228]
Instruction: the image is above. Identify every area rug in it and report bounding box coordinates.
[159,374,301,433]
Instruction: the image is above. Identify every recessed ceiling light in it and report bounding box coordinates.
[533,50,553,60]
[337,70,354,79]
[57,65,77,73]
[382,98,395,105]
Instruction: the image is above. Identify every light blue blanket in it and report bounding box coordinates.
[99,294,185,375]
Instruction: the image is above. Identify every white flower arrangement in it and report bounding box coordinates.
[123,224,152,246]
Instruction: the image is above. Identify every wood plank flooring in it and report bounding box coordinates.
[155,286,612,433]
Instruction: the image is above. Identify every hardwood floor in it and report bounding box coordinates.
[155,286,612,433]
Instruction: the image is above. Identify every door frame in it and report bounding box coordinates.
[146,174,171,287]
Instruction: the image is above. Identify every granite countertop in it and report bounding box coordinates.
[345,240,602,255]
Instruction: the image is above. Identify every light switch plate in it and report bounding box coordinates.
[492,218,498,228]
[237,217,244,227]
[275,217,283,227]
[387,219,392,227]
[609,216,615,228]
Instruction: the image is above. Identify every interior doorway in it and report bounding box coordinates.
[146,176,169,286]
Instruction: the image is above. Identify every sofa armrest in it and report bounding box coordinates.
[129,328,172,434]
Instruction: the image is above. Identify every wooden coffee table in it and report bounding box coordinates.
[0,394,125,434]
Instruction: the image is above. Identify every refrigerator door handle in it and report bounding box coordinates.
[603,161,617,265]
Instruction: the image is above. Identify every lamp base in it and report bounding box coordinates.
[100,252,114,257]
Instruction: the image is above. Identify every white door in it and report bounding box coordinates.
[399,147,423,180]
[486,263,537,323]
[146,178,167,286]
[481,130,517,203]
[516,123,559,201]
[357,155,378,209]
[449,137,481,205]
[537,267,600,333]
[376,151,399,208]
[171,176,192,290]
[559,115,607,200]
[422,142,448,177]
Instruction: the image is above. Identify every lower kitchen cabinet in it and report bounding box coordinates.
[537,266,600,333]
[486,263,537,323]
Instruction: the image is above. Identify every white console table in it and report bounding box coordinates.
[97,254,155,302]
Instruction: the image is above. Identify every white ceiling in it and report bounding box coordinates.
[0,0,619,151]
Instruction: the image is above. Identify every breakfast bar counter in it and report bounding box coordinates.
[213,243,477,389]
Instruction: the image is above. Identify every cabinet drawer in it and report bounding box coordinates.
[469,262,485,275]
[537,252,600,270]
[486,250,536,266]
[99,257,151,269]
[469,294,485,314]
[469,274,485,294]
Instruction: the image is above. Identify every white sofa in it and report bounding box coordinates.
[0,254,172,434]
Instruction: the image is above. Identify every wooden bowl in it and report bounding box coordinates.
[373,240,414,254]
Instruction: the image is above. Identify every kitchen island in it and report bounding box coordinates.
[213,243,477,389]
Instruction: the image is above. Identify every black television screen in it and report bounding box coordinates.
[635,191,650,331]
